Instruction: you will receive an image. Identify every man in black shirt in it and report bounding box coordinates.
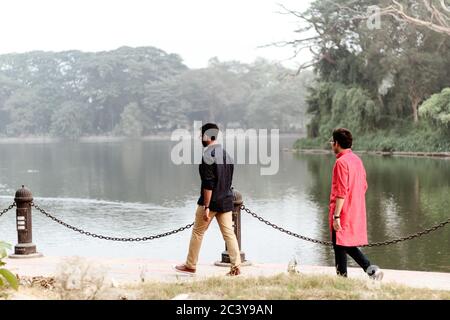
[175,123,241,276]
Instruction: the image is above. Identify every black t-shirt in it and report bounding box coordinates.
[197,144,234,213]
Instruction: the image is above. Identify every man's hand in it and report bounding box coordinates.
[203,208,211,222]
[333,218,342,232]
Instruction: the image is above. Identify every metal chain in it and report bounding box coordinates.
[363,218,450,247]
[241,205,450,247]
[241,205,333,246]
[31,203,194,242]
[0,203,16,218]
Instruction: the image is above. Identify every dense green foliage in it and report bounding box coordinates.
[295,126,450,152]
[294,0,450,151]
[0,47,187,138]
[0,47,311,139]
[419,88,450,135]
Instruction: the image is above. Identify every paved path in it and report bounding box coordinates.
[5,256,450,291]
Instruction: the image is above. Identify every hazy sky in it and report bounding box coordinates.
[0,0,312,69]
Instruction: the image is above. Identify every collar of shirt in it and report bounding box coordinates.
[203,143,221,155]
[336,148,352,159]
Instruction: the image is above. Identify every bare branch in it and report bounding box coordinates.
[276,3,324,36]
[309,47,320,57]
[276,3,305,19]
[294,61,317,76]
[258,37,320,50]
[340,0,450,36]
[328,0,450,35]
[422,0,435,14]
[430,1,450,27]
[392,0,404,12]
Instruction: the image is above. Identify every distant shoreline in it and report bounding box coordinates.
[288,148,450,159]
[0,133,303,144]
[0,135,172,144]
[1,137,448,159]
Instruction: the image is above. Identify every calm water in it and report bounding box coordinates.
[0,138,449,272]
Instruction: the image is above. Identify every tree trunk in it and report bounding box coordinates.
[411,98,420,124]
[409,89,421,124]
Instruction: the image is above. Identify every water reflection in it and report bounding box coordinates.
[0,140,448,271]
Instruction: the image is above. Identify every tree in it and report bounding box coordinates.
[281,0,450,140]
[79,46,187,134]
[50,101,90,139]
[4,87,55,136]
[0,74,21,135]
[0,48,312,137]
[419,88,450,132]
[119,102,144,138]
[142,61,251,129]
[246,72,312,131]
[0,46,187,137]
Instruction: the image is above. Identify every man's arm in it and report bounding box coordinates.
[334,197,345,216]
[200,161,216,222]
[332,160,348,232]
[333,197,344,231]
[202,188,212,222]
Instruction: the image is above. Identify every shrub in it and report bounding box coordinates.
[419,88,450,132]
[0,241,19,290]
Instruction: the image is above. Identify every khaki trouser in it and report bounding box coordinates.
[186,205,241,269]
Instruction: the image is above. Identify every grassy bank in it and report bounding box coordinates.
[4,274,449,300]
[133,274,450,300]
[294,128,450,153]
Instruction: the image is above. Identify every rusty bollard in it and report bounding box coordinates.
[9,186,43,259]
[215,189,251,267]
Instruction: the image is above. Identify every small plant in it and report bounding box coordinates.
[54,257,106,300]
[139,265,148,283]
[287,257,300,275]
[0,241,19,290]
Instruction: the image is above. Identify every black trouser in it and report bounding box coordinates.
[332,231,371,277]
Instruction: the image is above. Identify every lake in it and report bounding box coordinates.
[0,137,449,272]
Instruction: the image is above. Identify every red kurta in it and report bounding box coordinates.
[329,149,368,247]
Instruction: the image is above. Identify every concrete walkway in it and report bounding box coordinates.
[5,256,450,291]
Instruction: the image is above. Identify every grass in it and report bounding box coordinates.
[131,274,450,300]
[3,273,450,300]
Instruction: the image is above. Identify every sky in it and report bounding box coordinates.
[0,0,313,69]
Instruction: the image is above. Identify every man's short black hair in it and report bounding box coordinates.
[332,128,353,149]
[201,123,219,141]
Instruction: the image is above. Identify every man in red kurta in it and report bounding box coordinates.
[329,128,383,280]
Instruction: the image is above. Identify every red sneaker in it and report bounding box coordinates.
[174,264,196,275]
